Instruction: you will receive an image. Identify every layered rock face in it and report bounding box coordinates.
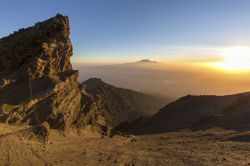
[0,14,72,83]
[0,14,81,129]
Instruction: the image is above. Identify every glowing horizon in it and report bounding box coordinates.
[1,1,250,65]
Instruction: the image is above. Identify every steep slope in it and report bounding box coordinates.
[74,78,166,133]
[133,92,250,134]
[84,78,165,115]
[0,14,81,130]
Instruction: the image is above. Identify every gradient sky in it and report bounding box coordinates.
[1,0,250,63]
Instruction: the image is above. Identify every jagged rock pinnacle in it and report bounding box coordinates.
[0,14,72,82]
[0,14,81,130]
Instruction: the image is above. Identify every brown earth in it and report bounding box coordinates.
[0,124,250,166]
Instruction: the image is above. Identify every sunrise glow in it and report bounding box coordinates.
[211,47,250,72]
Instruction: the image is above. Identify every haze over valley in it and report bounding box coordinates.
[1,1,250,165]
[74,60,250,99]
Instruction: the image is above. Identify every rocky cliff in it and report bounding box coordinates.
[0,14,72,84]
[0,14,81,130]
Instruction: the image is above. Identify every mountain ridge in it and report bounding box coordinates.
[129,92,250,135]
[81,78,167,133]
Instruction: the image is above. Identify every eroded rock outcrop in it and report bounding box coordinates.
[0,14,81,130]
[0,14,72,83]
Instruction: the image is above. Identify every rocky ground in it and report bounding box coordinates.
[0,124,250,166]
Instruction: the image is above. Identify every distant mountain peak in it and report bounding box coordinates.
[136,59,158,63]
